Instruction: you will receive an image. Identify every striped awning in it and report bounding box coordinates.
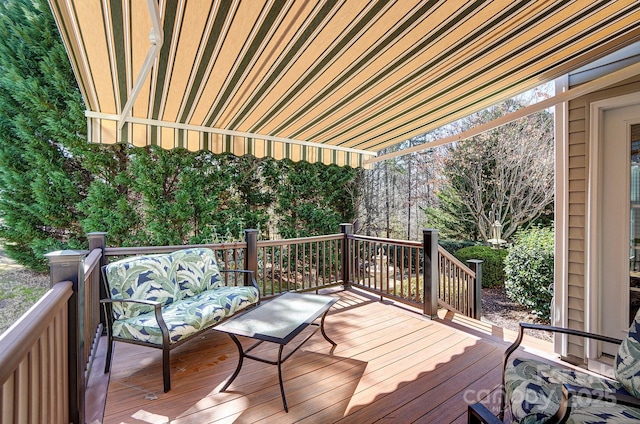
[48,0,640,167]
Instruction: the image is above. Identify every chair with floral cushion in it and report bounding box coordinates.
[468,310,640,423]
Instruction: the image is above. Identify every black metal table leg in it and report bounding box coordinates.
[277,344,288,412]
[220,334,244,392]
[214,293,339,412]
[320,309,337,346]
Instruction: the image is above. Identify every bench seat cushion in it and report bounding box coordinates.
[112,295,227,345]
[208,285,260,317]
[111,285,259,345]
[505,357,640,423]
[172,248,225,295]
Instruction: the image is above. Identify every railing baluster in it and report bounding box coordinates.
[295,243,299,290]
[414,247,420,303]
[270,246,275,296]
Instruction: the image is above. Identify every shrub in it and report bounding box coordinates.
[454,245,507,288]
[439,239,478,255]
[504,226,554,322]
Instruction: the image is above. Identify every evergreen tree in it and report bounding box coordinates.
[274,161,359,238]
[0,0,89,270]
[225,155,275,236]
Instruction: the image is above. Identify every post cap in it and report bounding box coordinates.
[45,250,88,264]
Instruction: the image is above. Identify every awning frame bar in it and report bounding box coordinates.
[87,111,376,157]
[366,61,640,164]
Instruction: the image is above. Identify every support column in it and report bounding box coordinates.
[423,229,439,320]
[244,229,259,288]
[87,232,107,326]
[340,223,353,289]
[46,249,88,424]
[467,259,484,320]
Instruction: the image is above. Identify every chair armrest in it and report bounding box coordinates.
[517,323,624,345]
[504,323,623,371]
[467,403,505,424]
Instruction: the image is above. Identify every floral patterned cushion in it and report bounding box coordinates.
[505,357,640,423]
[104,253,178,320]
[203,285,260,317]
[112,294,227,345]
[172,248,224,295]
[615,311,640,398]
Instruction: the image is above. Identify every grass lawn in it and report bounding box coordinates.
[0,247,49,334]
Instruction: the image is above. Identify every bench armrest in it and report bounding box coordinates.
[100,298,170,345]
[220,269,259,294]
[100,298,161,307]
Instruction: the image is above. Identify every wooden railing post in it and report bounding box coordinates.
[423,229,439,320]
[245,229,259,287]
[46,249,88,424]
[467,259,483,320]
[341,223,353,289]
[88,232,107,326]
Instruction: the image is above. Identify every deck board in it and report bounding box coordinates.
[99,288,554,423]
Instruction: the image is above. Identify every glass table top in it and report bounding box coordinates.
[214,292,337,344]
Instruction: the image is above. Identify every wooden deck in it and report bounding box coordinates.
[89,288,557,423]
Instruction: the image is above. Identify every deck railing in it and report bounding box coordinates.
[0,225,482,422]
[98,230,344,299]
[0,281,73,423]
[438,246,483,319]
[345,229,483,319]
[256,234,344,297]
[102,240,249,287]
[347,234,425,306]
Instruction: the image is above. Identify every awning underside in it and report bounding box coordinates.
[49,0,640,167]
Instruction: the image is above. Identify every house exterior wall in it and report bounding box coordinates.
[564,74,640,361]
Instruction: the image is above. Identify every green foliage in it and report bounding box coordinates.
[0,0,89,270]
[504,226,554,322]
[425,187,478,241]
[454,245,507,288]
[272,160,360,239]
[438,239,479,255]
[81,148,358,247]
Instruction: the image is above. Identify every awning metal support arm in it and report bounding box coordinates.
[117,0,163,132]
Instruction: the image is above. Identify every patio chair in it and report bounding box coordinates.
[468,311,640,423]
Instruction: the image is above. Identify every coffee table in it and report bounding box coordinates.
[215,292,338,412]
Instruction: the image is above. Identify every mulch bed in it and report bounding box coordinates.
[481,286,552,341]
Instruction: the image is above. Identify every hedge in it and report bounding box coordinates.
[504,226,554,322]
[453,245,507,288]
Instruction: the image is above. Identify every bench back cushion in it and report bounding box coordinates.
[103,254,178,320]
[171,248,224,296]
[615,309,640,397]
